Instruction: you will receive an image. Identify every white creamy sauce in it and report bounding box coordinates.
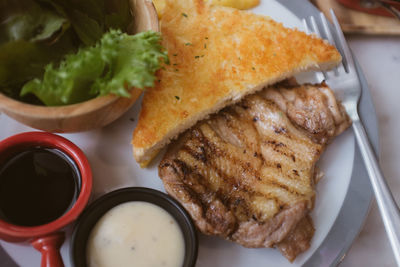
[86,201,185,267]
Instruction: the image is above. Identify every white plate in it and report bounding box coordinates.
[0,1,377,266]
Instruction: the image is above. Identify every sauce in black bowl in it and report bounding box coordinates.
[71,187,198,267]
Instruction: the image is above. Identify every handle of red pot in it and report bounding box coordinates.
[31,231,65,267]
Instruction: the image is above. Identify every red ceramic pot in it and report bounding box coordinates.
[0,132,92,267]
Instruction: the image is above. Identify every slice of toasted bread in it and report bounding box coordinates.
[132,0,341,166]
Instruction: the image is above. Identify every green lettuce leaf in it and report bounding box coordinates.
[0,30,78,97]
[0,0,135,103]
[104,0,131,31]
[91,30,169,97]
[21,47,104,106]
[0,0,68,43]
[36,0,132,46]
[69,9,103,46]
[21,29,168,106]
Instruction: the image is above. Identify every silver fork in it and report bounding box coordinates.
[303,10,400,266]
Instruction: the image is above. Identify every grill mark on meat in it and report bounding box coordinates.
[262,178,303,197]
[201,128,307,199]
[198,123,304,192]
[274,126,287,134]
[185,139,254,193]
[178,126,310,220]
[270,83,351,145]
[244,96,322,164]
[182,124,310,210]
[168,158,238,236]
[179,137,251,196]
[178,149,255,223]
[182,144,208,163]
[209,108,261,153]
[239,103,249,110]
[159,81,351,261]
[266,140,286,147]
[181,148,242,194]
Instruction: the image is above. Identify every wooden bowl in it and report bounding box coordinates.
[0,0,159,133]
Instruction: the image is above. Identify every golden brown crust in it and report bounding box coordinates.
[132,0,341,165]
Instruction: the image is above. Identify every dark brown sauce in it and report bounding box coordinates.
[0,147,80,226]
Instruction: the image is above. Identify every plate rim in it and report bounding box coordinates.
[276,0,378,266]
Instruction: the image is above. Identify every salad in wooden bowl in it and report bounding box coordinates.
[0,0,165,132]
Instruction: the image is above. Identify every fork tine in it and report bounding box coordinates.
[329,9,356,74]
[310,15,338,79]
[319,12,344,76]
[309,16,322,37]
[302,18,327,82]
[302,18,310,34]
[319,12,335,46]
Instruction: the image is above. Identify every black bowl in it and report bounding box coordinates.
[70,187,198,267]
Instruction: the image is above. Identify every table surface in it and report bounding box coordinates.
[341,35,400,267]
[0,35,399,267]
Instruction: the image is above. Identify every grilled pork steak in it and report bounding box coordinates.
[159,81,350,261]
[277,215,315,262]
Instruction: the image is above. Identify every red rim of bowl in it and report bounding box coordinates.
[0,131,92,240]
